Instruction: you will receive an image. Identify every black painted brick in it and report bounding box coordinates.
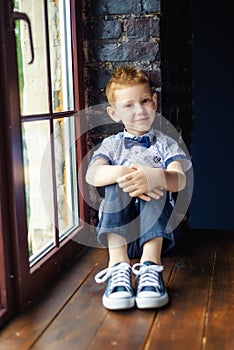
[95,20,122,39]
[89,0,142,15]
[142,0,160,13]
[126,18,160,41]
[96,42,159,62]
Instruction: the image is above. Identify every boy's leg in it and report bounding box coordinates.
[95,233,134,310]
[107,233,130,267]
[97,184,139,247]
[127,194,175,260]
[133,237,169,309]
[138,194,175,252]
[140,237,163,265]
[131,197,172,309]
[95,185,136,310]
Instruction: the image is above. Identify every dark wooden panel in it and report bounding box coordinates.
[204,231,234,350]
[87,309,155,350]
[30,256,109,350]
[26,256,177,350]
[145,230,217,350]
[0,248,106,350]
[1,231,234,350]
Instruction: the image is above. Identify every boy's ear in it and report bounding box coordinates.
[152,92,158,111]
[107,106,121,122]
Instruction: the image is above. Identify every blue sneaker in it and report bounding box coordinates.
[132,261,169,309]
[95,262,135,310]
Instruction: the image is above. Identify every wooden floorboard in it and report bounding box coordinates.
[0,248,107,350]
[31,257,108,350]
[0,230,234,350]
[145,230,217,350]
[204,231,234,350]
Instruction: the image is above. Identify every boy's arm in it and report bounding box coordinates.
[85,158,134,187]
[165,160,187,192]
[117,160,186,199]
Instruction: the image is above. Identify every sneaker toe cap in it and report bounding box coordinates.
[108,291,133,299]
[137,290,162,298]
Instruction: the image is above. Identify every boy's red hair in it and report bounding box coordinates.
[106,66,150,104]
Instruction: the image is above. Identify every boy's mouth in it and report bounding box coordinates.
[135,117,149,122]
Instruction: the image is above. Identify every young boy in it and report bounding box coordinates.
[86,66,191,310]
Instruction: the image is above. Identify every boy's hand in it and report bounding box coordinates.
[117,164,165,201]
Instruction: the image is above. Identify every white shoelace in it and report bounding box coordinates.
[95,262,132,292]
[132,263,164,289]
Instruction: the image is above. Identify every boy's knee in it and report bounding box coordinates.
[103,184,133,209]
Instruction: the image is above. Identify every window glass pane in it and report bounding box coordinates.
[23,120,55,264]
[54,117,79,239]
[15,0,49,115]
[48,0,74,112]
[23,117,79,265]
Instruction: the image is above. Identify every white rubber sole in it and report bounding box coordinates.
[136,292,169,309]
[102,295,135,310]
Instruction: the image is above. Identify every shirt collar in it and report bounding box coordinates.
[124,128,155,143]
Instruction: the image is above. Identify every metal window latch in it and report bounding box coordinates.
[12,11,34,64]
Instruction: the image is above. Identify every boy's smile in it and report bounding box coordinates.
[107,83,157,136]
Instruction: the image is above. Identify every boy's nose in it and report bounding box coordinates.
[134,104,144,114]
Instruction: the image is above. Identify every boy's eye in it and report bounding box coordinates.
[143,98,151,103]
[124,103,133,108]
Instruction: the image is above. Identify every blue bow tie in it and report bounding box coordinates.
[124,135,150,149]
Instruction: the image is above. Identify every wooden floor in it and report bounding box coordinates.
[0,229,234,350]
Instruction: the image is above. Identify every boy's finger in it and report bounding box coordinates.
[117,173,134,183]
[147,191,161,200]
[137,194,151,201]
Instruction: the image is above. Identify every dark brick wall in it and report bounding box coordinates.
[82,0,161,107]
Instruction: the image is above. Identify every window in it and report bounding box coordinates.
[15,0,80,265]
[0,0,86,325]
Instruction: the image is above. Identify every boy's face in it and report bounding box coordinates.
[107,83,157,135]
